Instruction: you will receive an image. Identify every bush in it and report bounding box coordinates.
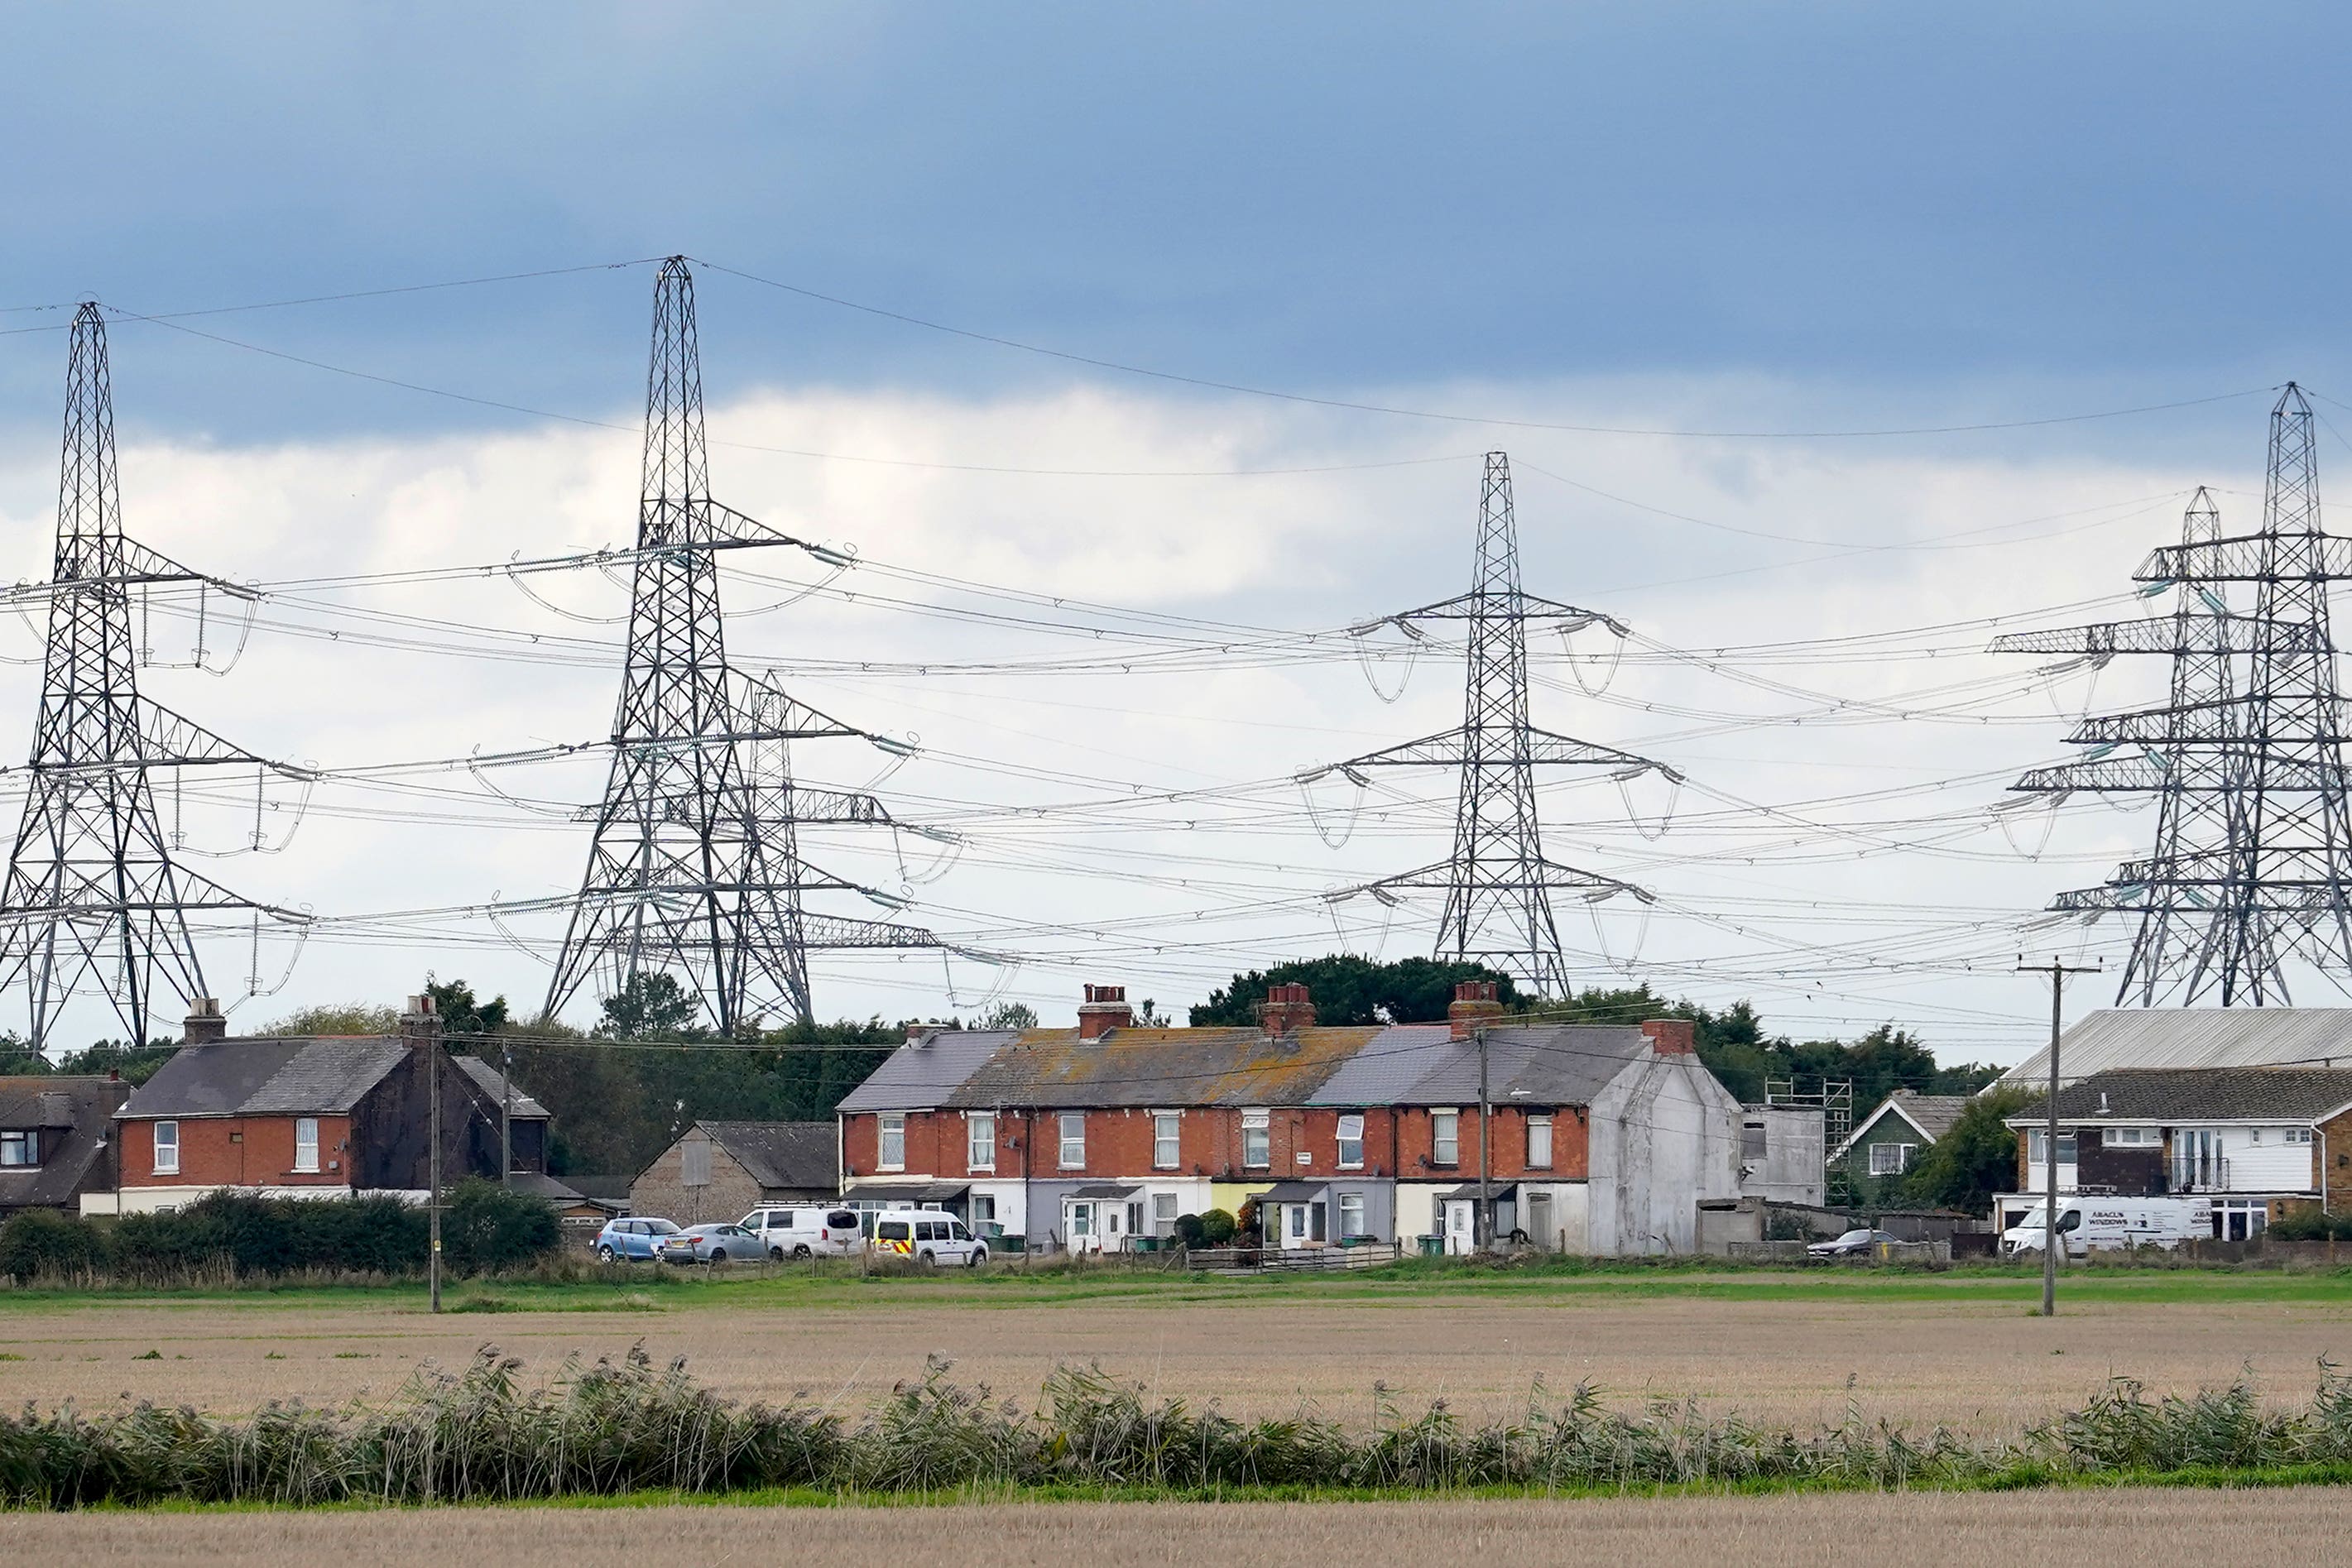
[442,1179,562,1275]
[1197,1208,1237,1245]
[2267,1207,2352,1241]
[0,1209,103,1281]
[1173,1212,1205,1247]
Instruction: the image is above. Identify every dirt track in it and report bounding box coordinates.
[12,1488,2351,1566]
[6,1288,2350,1432]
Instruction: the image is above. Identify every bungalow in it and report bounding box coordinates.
[1993,1067,2352,1240]
[0,1074,132,1216]
[84,994,511,1216]
[836,980,1744,1255]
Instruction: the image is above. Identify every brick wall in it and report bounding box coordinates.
[118,1115,354,1188]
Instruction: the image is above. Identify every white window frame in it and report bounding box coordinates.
[1152,1191,1178,1236]
[2105,1126,2156,1147]
[2028,1129,2078,1165]
[1153,1110,1180,1170]
[1432,1109,1460,1167]
[153,1120,180,1176]
[878,1113,906,1172]
[0,1129,32,1168]
[967,1112,996,1172]
[1058,1111,1086,1169]
[1527,1112,1553,1170]
[1242,1109,1270,1169]
[2288,1127,2316,1145]
[1337,1112,1365,1169]
[1869,1141,1913,1177]
[294,1117,319,1174]
[1338,1192,1366,1239]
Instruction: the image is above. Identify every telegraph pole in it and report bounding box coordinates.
[499,1041,513,1191]
[428,1018,443,1315]
[2019,956,2100,1316]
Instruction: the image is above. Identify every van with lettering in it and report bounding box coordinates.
[2001,1197,2214,1257]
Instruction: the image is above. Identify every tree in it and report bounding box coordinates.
[1190,956,1519,1027]
[1903,1086,2033,1215]
[595,972,701,1041]
[425,976,510,1035]
[975,1001,1038,1031]
[264,1002,400,1036]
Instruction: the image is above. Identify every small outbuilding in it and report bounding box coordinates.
[631,1120,838,1226]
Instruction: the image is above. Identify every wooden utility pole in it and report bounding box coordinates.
[2018,956,2100,1317]
[499,1042,513,1191]
[428,1017,444,1315]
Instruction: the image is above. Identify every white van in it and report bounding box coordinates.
[2001,1197,2215,1257]
[871,1210,988,1267]
[741,1206,864,1259]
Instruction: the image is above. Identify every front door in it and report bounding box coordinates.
[1446,1201,1474,1255]
[1527,1192,1553,1250]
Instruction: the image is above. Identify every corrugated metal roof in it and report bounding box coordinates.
[945,1025,1380,1109]
[1308,1024,1649,1107]
[122,1038,410,1118]
[2004,1009,2352,1086]
[836,1029,1020,1113]
[2013,1067,2352,1123]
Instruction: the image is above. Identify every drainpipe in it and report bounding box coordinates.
[2321,1125,2331,1216]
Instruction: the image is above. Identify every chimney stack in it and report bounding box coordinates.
[398,992,439,1043]
[1260,981,1316,1035]
[1447,980,1505,1040]
[906,1022,938,1045]
[1077,984,1132,1041]
[182,997,227,1045]
[1641,1018,1696,1056]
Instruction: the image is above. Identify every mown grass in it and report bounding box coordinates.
[11,1344,2352,1509]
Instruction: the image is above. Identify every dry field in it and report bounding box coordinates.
[10,1488,2351,1566]
[5,1283,2351,1434]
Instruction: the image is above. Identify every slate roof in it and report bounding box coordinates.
[0,1076,131,1211]
[2004,1009,2352,1087]
[1308,1024,1650,1107]
[454,1056,549,1119]
[1832,1091,1970,1160]
[953,1026,1379,1110]
[505,1170,588,1205]
[837,1029,1020,1113]
[120,1037,412,1119]
[2008,1068,2352,1124]
[698,1120,838,1192]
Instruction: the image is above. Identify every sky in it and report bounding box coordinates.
[2,3,2350,1062]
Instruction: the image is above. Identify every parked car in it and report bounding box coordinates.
[596,1216,682,1263]
[1807,1228,1900,1258]
[660,1222,767,1265]
[871,1210,988,1267]
[742,1206,864,1259]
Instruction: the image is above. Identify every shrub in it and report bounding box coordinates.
[0,1209,103,1281]
[1173,1212,1206,1246]
[441,1179,561,1275]
[1197,1208,1237,1245]
[2267,1207,2352,1241]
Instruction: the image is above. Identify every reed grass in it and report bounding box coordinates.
[7,1348,2352,1508]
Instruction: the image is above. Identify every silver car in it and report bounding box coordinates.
[659,1222,766,1265]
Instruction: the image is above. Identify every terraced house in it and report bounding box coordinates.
[836,981,1743,1254]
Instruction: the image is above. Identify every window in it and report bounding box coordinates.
[2250,1129,2265,1145]
[294,1118,319,1174]
[1058,1111,1086,1168]
[917,1220,944,1243]
[1741,1120,1768,1161]
[2027,1129,2078,1165]
[877,1219,910,1242]
[680,1136,712,1187]
[1242,1110,1270,1168]
[2288,1127,2316,1145]
[1339,1192,1366,1238]
[1153,1192,1178,1236]
[971,1195,996,1233]
[0,1130,32,1168]
[1527,1113,1554,1170]
[878,1114,905,1172]
[1432,1110,1460,1166]
[152,1120,179,1175]
[1068,1204,1092,1238]
[967,1112,996,1171]
[1288,1205,1306,1240]
[2105,1127,2157,1147]
[1154,1111,1180,1169]
[1869,1142,1914,1177]
[1337,1113,1365,1169]
[1309,1201,1327,1243]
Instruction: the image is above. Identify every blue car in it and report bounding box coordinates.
[595,1216,681,1262]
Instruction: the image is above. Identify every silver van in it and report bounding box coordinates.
[742,1206,864,1259]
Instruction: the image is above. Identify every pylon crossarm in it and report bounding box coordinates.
[693,501,814,553]
[2065,698,2263,747]
[1327,725,1670,775]
[730,671,891,748]
[1332,857,1647,902]
[2143,530,2352,583]
[1989,616,2273,656]
[1393,589,1628,635]
[127,700,313,774]
[793,911,953,951]
[2013,756,2188,793]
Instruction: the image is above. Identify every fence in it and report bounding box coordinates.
[1182,1242,1404,1273]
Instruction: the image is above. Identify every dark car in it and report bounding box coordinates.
[1807,1227,1900,1257]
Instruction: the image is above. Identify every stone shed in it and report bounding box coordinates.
[629,1120,838,1226]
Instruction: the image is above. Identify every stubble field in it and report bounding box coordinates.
[6,1270,2352,1435]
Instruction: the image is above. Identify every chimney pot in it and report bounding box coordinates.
[398,994,439,1043]
[1077,983,1132,1041]
[1641,1018,1697,1056]
[1260,983,1316,1035]
[181,997,227,1045]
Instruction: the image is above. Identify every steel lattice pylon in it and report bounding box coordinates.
[0,305,295,1049]
[544,258,945,1033]
[1997,385,2352,1005]
[1316,452,1676,996]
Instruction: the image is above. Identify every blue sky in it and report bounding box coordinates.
[0,6,2346,1051]
[4,4,2343,449]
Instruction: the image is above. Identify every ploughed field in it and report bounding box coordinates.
[15,1489,2352,1566]
[6,1275,2352,1434]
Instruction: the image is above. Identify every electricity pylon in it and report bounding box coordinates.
[0,304,303,1048]
[1998,385,2352,1004]
[545,258,947,1033]
[1313,452,1677,997]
